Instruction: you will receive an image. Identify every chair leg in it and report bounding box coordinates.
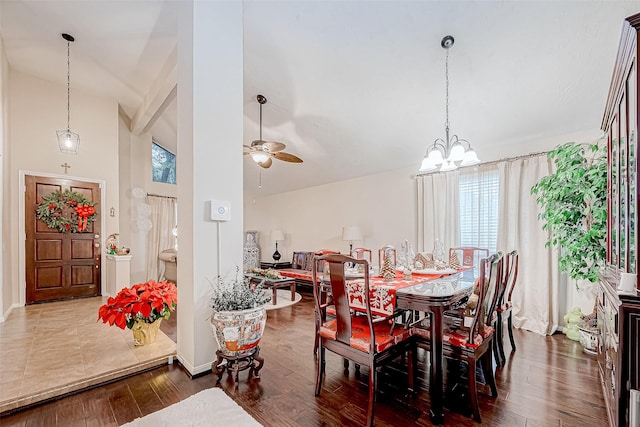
[493,323,503,367]
[315,346,325,396]
[408,343,417,395]
[367,364,376,427]
[507,313,516,352]
[496,313,506,366]
[482,345,498,398]
[467,358,481,423]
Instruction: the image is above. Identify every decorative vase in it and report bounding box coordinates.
[210,306,267,358]
[131,318,163,346]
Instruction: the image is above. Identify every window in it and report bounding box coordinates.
[152,142,176,184]
[458,168,499,254]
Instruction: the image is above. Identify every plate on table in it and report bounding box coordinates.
[345,269,364,278]
[412,268,458,275]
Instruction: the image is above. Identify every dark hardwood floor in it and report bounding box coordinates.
[0,292,607,426]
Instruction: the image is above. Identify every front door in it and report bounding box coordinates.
[25,175,101,303]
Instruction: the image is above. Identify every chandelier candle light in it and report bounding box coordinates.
[419,36,480,173]
[57,33,80,154]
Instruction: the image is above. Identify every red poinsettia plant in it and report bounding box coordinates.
[98,280,177,330]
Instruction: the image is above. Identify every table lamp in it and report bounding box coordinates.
[271,229,284,261]
[342,226,362,252]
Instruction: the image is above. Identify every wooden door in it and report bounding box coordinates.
[25,175,101,303]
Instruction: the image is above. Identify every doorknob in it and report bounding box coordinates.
[94,234,100,239]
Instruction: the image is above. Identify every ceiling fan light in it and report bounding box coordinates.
[439,160,458,172]
[460,149,480,166]
[419,156,437,172]
[250,151,270,163]
[448,144,465,162]
[427,149,444,165]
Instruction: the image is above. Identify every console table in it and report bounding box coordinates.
[259,261,292,269]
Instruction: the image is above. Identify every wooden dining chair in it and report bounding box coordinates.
[494,250,519,366]
[350,247,372,264]
[449,246,489,279]
[312,253,416,427]
[378,245,397,268]
[412,253,502,423]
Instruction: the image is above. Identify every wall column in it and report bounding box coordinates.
[176,1,243,374]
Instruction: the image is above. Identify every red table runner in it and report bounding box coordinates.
[347,271,449,316]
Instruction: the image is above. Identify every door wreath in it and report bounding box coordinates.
[36,190,97,233]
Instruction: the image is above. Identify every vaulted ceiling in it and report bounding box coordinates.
[2,1,638,199]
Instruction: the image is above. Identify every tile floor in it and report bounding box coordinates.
[0,297,176,414]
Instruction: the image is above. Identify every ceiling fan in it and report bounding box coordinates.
[243,94,303,169]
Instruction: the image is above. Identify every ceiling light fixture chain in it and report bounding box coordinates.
[66,36,70,131]
[56,33,80,154]
[419,35,479,173]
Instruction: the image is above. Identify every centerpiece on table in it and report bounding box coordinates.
[250,267,283,280]
[209,267,271,359]
[98,279,177,346]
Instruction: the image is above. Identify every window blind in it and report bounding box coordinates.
[458,169,500,254]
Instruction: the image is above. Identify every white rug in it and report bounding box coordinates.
[264,289,302,311]
[120,388,261,426]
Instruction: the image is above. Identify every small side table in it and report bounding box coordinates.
[259,261,292,270]
[246,274,296,305]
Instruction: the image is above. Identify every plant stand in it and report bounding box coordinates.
[212,346,264,383]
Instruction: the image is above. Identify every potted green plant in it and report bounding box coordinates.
[531,139,607,347]
[531,139,608,283]
[209,267,271,358]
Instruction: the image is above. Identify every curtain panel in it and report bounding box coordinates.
[418,171,460,253]
[497,156,559,335]
[146,196,177,281]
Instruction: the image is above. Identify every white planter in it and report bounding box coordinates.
[578,325,598,355]
[210,306,266,358]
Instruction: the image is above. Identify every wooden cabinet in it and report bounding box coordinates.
[599,12,640,427]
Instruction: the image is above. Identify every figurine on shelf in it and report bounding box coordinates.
[106,233,119,255]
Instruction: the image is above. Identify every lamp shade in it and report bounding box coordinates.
[342,226,362,242]
[271,229,285,241]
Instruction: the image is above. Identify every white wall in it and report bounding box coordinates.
[120,129,177,285]
[5,70,119,307]
[0,36,10,318]
[244,165,418,263]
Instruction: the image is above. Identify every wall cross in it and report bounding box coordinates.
[61,163,71,174]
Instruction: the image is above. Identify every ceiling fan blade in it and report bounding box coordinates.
[243,145,253,149]
[258,157,273,168]
[262,141,286,152]
[273,152,303,163]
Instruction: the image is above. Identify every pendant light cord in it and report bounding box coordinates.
[444,46,449,135]
[66,39,71,132]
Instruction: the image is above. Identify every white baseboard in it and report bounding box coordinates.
[0,303,22,322]
[177,354,212,376]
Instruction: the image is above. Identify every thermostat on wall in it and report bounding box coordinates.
[210,199,231,221]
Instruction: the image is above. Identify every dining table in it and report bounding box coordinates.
[395,275,475,425]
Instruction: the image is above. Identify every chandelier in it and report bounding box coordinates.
[419,35,479,173]
[56,33,80,154]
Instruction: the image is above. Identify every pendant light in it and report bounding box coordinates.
[57,33,80,154]
[419,36,480,173]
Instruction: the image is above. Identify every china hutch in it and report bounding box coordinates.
[598,12,640,427]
